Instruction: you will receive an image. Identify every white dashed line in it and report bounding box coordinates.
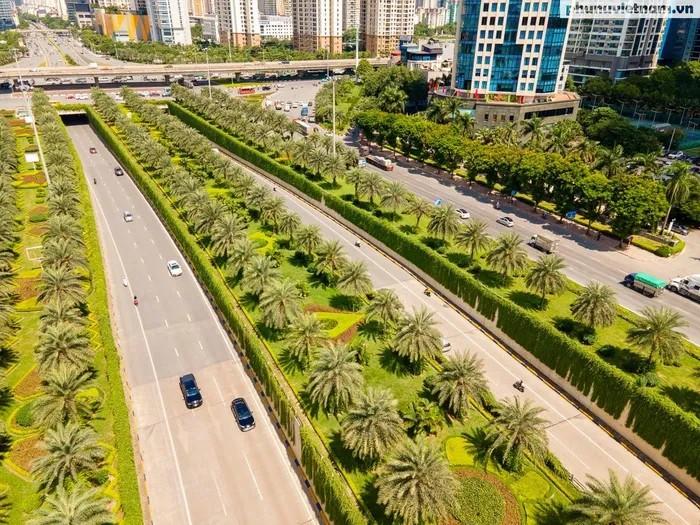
[187,314,192,322]
[151,239,155,244]
[164,318,169,327]
[159,254,163,260]
[212,475,228,517]
[174,347,179,357]
[177,290,181,298]
[148,275,152,282]
[156,295,160,303]
[133,242,137,248]
[244,456,264,501]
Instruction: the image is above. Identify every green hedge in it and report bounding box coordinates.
[169,101,700,481]
[85,107,368,525]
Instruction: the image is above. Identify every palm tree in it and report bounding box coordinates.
[380,181,409,214]
[41,300,84,328]
[232,173,256,199]
[276,212,300,245]
[211,213,247,258]
[307,344,364,417]
[570,470,667,525]
[379,86,407,114]
[432,352,489,419]
[260,196,286,231]
[393,306,442,368]
[427,204,460,240]
[521,116,546,149]
[295,224,323,258]
[455,218,491,263]
[45,215,84,248]
[576,138,600,165]
[259,279,302,330]
[341,388,404,461]
[486,233,530,282]
[661,162,695,233]
[307,148,327,177]
[342,147,360,168]
[345,168,365,199]
[485,397,549,470]
[27,483,116,525]
[242,256,280,297]
[314,240,348,281]
[292,139,315,169]
[375,437,457,525]
[626,307,688,364]
[571,282,617,330]
[337,260,373,297]
[32,365,93,427]
[35,323,93,372]
[245,184,272,215]
[323,153,347,185]
[358,171,385,205]
[193,199,227,236]
[525,254,567,305]
[287,313,329,369]
[366,289,404,330]
[596,145,626,178]
[404,197,433,228]
[31,422,105,490]
[228,239,256,276]
[454,112,475,138]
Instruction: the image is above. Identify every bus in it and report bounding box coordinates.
[238,87,255,95]
[295,120,311,136]
[366,155,394,171]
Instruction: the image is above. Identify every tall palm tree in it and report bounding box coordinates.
[426,98,451,124]
[260,196,286,231]
[432,352,489,419]
[576,138,600,165]
[404,197,433,227]
[485,397,549,470]
[571,470,667,525]
[193,199,227,236]
[314,240,348,281]
[32,365,93,428]
[345,168,365,199]
[27,483,116,525]
[323,153,347,185]
[41,300,84,328]
[455,218,491,263]
[31,422,105,490]
[232,173,257,199]
[525,254,567,305]
[571,282,617,330]
[342,147,360,168]
[486,233,530,282]
[35,323,93,372]
[279,211,302,244]
[210,213,247,258]
[45,215,84,248]
[242,256,280,297]
[259,279,302,330]
[521,116,546,149]
[307,148,327,177]
[228,239,256,276]
[661,162,695,232]
[626,307,688,364]
[245,184,272,215]
[295,224,323,258]
[596,145,626,178]
[337,260,373,297]
[380,181,409,214]
[287,313,329,370]
[392,306,442,368]
[427,204,460,240]
[307,344,364,417]
[366,289,404,331]
[454,111,475,138]
[292,139,315,169]
[341,388,404,462]
[379,86,407,114]
[358,171,385,205]
[375,437,457,525]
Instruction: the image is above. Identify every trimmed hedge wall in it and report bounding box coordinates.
[85,107,368,525]
[168,101,700,482]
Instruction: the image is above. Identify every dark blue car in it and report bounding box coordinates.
[231,398,255,431]
[179,374,202,408]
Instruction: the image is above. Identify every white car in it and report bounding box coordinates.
[496,216,514,227]
[167,260,183,277]
[457,208,470,220]
[123,211,133,222]
[667,151,684,160]
[75,94,89,100]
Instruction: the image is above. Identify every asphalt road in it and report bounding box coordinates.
[211,140,700,524]
[67,122,319,525]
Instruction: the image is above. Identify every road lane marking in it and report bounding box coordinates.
[127,229,131,234]
[133,241,137,247]
[174,347,179,357]
[159,254,163,260]
[156,295,160,303]
[151,239,155,244]
[148,275,151,282]
[140,258,144,264]
[176,290,181,297]
[164,318,169,327]
[212,475,228,517]
[187,314,192,322]
[244,456,264,500]
[212,377,224,402]
[198,340,203,350]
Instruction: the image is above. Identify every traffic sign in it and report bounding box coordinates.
[435,198,442,206]
[566,211,577,220]
[511,190,517,196]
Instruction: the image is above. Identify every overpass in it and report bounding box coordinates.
[0,58,387,80]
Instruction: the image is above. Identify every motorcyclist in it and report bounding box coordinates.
[133,295,138,306]
[93,178,97,184]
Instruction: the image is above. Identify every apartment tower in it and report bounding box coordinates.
[215,0,261,46]
[360,0,414,56]
[145,0,191,43]
[291,0,342,53]
[258,0,290,15]
[343,0,359,30]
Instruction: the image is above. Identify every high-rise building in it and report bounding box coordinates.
[342,0,359,30]
[0,0,17,30]
[360,0,414,56]
[94,8,150,40]
[565,17,666,84]
[145,0,191,43]
[451,0,578,127]
[260,14,293,40]
[660,18,700,63]
[216,0,260,46]
[258,0,289,15]
[291,0,342,53]
[188,0,207,16]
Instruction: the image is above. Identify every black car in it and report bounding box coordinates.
[179,374,202,408]
[114,166,124,176]
[262,85,272,91]
[231,397,255,431]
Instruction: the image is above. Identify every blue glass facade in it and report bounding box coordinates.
[455,0,480,91]
[537,0,566,93]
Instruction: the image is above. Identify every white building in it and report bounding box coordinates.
[145,0,192,44]
[215,0,260,46]
[342,0,358,30]
[415,7,448,29]
[291,0,342,53]
[260,14,292,40]
[360,0,414,56]
[0,0,17,30]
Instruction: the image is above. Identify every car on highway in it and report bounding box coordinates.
[114,166,124,176]
[75,94,89,100]
[671,223,689,235]
[292,102,298,108]
[74,78,88,84]
[123,211,133,222]
[167,260,183,277]
[179,374,203,408]
[457,209,470,219]
[231,397,255,431]
[89,147,97,154]
[496,216,514,227]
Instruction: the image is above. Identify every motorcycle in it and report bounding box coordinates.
[494,201,501,210]
[354,240,361,247]
[424,288,432,297]
[93,178,97,184]
[133,296,139,306]
[542,211,550,219]
[513,380,525,393]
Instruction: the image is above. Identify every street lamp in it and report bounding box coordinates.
[228,30,233,85]
[332,75,336,154]
[205,48,212,99]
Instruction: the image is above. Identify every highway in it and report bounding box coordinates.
[202,129,700,523]
[66,121,319,525]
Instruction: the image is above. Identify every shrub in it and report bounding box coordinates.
[453,475,506,525]
[15,402,35,427]
[597,344,617,358]
[544,451,571,480]
[88,468,110,487]
[637,372,661,388]
[28,212,48,223]
[655,245,672,257]
[623,354,656,375]
[580,331,598,346]
[554,318,575,335]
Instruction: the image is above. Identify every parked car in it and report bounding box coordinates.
[123,211,133,222]
[167,260,183,277]
[179,374,202,408]
[496,216,514,227]
[457,209,470,220]
[231,398,255,431]
[671,223,689,235]
[114,166,123,176]
[667,151,684,160]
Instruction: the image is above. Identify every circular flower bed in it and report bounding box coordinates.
[450,470,521,525]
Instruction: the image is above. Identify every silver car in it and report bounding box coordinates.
[123,211,133,222]
[496,216,514,227]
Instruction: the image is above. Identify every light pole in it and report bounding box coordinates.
[679,106,689,126]
[355,27,359,74]
[332,75,336,154]
[205,48,212,99]
[228,30,233,85]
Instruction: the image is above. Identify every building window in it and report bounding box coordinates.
[522,16,527,24]
[536,30,543,38]
[530,70,536,78]
[484,69,489,76]
[526,44,532,51]
[487,43,492,51]
[532,57,538,65]
[485,56,491,64]
[496,31,502,38]
[482,81,487,88]
[477,56,483,64]
[500,2,506,10]
[484,113,489,121]
[520,82,526,89]
[528,82,534,90]
[524,2,530,11]
[478,43,484,51]
[475,68,481,76]
[533,2,539,10]
[490,16,496,24]
[482,16,487,24]
[509,115,515,122]
[488,30,494,37]
[524,57,530,65]
[520,30,525,38]
[480,30,486,38]
[528,30,534,38]
[483,2,489,10]
[542,2,548,9]
[521,70,527,77]
[535,44,540,51]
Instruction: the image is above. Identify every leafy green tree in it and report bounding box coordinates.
[32,365,93,428]
[627,307,688,364]
[287,313,329,370]
[259,279,302,330]
[27,483,116,525]
[307,344,364,417]
[454,112,476,138]
[379,86,408,114]
[242,256,280,296]
[366,289,404,330]
[380,181,409,214]
[661,162,697,232]
[525,255,567,306]
[570,282,617,330]
[455,218,491,263]
[596,144,627,178]
[375,437,457,525]
[404,197,433,227]
[393,306,442,369]
[578,173,611,234]
[432,352,490,419]
[571,470,667,525]
[295,224,323,258]
[31,422,105,490]
[486,397,549,471]
[427,204,460,240]
[341,388,404,461]
[356,58,373,79]
[486,233,530,282]
[337,260,373,297]
[402,399,443,435]
[607,175,668,245]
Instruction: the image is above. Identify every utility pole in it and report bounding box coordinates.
[355,27,359,73]
[205,48,212,99]
[332,76,336,154]
[228,30,233,85]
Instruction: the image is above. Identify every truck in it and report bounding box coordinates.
[622,273,666,298]
[366,155,394,171]
[88,62,99,69]
[529,234,559,254]
[667,275,700,302]
[295,120,311,136]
